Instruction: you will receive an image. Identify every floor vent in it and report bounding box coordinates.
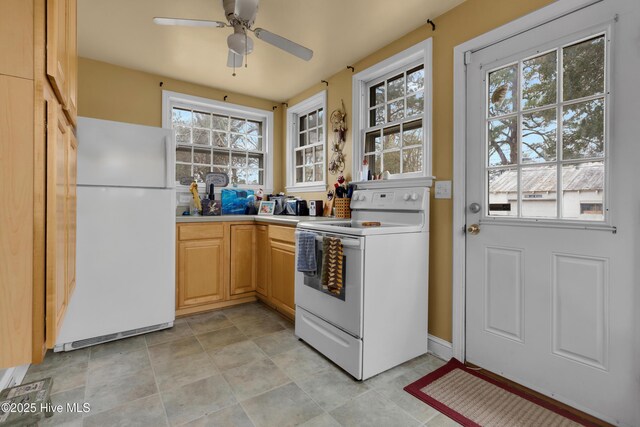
[55,322,173,352]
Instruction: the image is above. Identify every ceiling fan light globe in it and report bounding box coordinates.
[227,32,254,55]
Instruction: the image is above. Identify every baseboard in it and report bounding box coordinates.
[428,334,453,361]
[0,364,30,391]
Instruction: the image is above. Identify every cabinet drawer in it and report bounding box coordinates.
[268,225,295,243]
[178,223,224,241]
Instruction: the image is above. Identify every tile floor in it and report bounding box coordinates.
[24,302,458,427]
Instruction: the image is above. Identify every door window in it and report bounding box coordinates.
[486,34,607,221]
[303,245,346,301]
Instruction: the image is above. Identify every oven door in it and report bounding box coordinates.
[294,231,364,337]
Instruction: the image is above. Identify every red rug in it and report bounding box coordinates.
[403,358,600,427]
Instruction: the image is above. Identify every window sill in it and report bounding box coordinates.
[286,183,327,194]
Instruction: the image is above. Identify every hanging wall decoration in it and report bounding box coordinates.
[329,100,347,175]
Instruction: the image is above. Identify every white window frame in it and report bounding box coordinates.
[285,90,327,193]
[162,90,274,193]
[352,39,433,182]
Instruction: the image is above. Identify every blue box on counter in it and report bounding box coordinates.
[221,189,254,215]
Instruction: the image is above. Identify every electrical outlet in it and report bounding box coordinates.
[178,194,192,204]
[434,180,452,199]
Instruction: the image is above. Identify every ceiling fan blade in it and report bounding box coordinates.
[253,28,313,61]
[227,50,244,68]
[153,17,226,28]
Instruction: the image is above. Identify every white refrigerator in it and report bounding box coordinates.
[56,117,176,351]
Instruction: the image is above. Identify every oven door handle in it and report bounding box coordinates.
[314,236,360,248]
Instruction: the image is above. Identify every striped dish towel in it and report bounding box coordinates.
[296,231,317,274]
[321,237,343,295]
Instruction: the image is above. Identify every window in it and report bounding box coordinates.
[286,91,326,192]
[486,34,607,221]
[352,39,432,181]
[163,91,274,191]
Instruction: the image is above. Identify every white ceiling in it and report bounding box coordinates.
[78,0,464,101]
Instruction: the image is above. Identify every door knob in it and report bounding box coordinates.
[469,202,481,213]
[467,224,480,235]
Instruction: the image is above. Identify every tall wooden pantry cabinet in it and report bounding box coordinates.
[0,0,78,368]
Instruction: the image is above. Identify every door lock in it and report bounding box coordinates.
[469,202,481,214]
[467,224,480,235]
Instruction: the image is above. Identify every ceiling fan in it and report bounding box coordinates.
[153,0,313,74]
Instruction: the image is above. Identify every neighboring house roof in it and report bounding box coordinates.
[490,163,604,193]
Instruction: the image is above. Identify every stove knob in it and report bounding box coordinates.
[410,193,419,201]
[403,193,410,201]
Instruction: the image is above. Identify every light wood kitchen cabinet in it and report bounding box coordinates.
[267,226,297,319]
[64,0,78,124]
[46,0,69,106]
[0,0,34,79]
[255,225,269,297]
[177,239,226,308]
[230,225,257,296]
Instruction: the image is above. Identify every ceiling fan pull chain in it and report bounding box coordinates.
[245,30,248,68]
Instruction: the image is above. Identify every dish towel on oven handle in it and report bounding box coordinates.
[296,231,317,275]
[321,237,343,295]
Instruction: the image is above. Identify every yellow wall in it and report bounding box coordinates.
[284,0,553,341]
[77,57,284,191]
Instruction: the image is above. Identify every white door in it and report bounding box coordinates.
[465,1,639,426]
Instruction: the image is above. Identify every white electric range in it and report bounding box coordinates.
[295,185,430,380]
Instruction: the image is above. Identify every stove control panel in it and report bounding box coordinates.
[350,187,429,211]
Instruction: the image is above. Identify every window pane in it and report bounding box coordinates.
[314,164,323,182]
[370,83,385,107]
[296,167,303,183]
[407,66,424,93]
[383,125,401,150]
[522,51,557,110]
[365,131,381,153]
[387,74,405,100]
[245,135,260,151]
[308,129,318,144]
[318,109,324,126]
[212,166,228,175]
[212,131,228,148]
[563,35,605,101]
[248,153,263,168]
[562,162,604,221]
[255,137,263,151]
[488,169,518,216]
[230,118,245,133]
[406,91,424,117]
[230,134,245,149]
[402,120,422,147]
[176,163,191,181]
[299,115,307,131]
[172,108,192,126]
[365,153,381,175]
[488,117,517,166]
[314,146,323,163]
[521,166,557,218]
[522,108,557,163]
[299,132,307,147]
[246,120,261,136]
[304,148,314,165]
[193,165,210,183]
[488,64,517,117]
[317,127,323,144]
[175,126,191,144]
[231,153,247,167]
[387,99,404,122]
[192,128,210,145]
[193,148,211,164]
[304,166,314,182]
[383,151,400,174]
[295,150,303,167]
[176,146,191,162]
[231,168,247,185]
[369,107,384,127]
[247,168,262,185]
[402,147,422,173]
[562,98,604,160]
[212,114,228,130]
[213,150,229,166]
[309,111,317,128]
[193,111,211,128]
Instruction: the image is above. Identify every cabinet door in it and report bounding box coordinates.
[255,225,269,296]
[66,131,77,296]
[46,0,68,107]
[230,225,256,296]
[0,0,34,79]
[64,0,77,125]
[177,239,225,309]
[269,240,296,319]
[45,99,69,348]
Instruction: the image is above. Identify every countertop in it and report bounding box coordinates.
[176,215,343,226]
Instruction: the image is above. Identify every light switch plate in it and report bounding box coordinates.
[434,180,452,199]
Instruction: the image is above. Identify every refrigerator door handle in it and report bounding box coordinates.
[165,135,175,189]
